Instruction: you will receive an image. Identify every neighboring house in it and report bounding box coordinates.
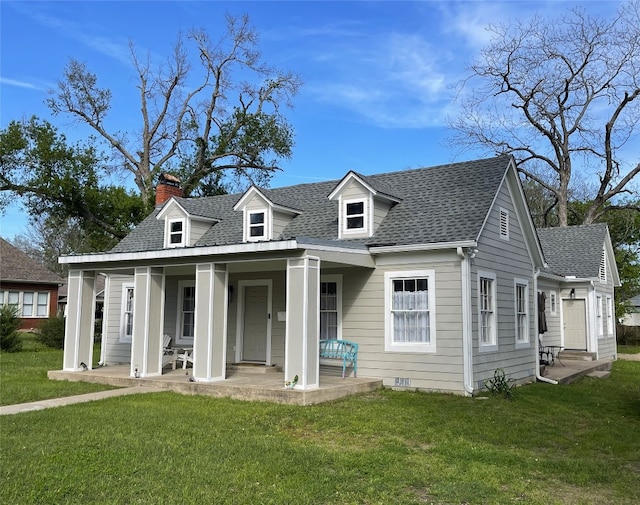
[59,156,618,394]
[537,224,620,360]
[620,295,640,326]
[0,238,63,330]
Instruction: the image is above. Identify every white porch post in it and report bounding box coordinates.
[63,270,96,371]
[285,256,320,389]
[130,267,165,377]
[193,263,228,382]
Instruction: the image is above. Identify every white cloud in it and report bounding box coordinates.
[0,77,43,90]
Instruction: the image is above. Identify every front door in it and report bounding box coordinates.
[241,284,270,362]
[563,299,587,350]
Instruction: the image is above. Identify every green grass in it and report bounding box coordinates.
[618,344,640,354]
[0,334,114,406]
[1,349,639,505]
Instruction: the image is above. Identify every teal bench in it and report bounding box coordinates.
[319,339,358,378]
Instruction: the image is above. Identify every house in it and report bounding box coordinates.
[0,237,63,330]
[620,295,640,326]
[537,224,620,360]
[58,156,618,394]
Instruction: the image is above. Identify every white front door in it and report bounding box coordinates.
[563,299,587,350]
[238,281,272,363]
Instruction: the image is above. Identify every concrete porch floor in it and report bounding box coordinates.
[48,365,383,406]
[541,357,614,384]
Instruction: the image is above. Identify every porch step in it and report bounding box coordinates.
[586,370,611,379]
[227,363,283,374]
[558,350,597,361]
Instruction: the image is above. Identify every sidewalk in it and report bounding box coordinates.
[0,386,163,416]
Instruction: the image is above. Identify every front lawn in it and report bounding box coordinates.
[0,335,114,406]
[1,353,638,504]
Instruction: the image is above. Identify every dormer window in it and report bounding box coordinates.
[249,211,266,239]
[168,218,186,247]
[346,201,365,230]
[343,198,368,235]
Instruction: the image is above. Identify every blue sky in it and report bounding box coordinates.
[0,0,617,240]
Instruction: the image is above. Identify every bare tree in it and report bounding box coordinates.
[449,1,640,226]
[47,14,301,209]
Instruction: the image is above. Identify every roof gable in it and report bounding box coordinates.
[0,238,62,284]
[538,223,620,285]
[328,171,402,203]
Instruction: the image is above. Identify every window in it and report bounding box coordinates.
[606,296,613,335]
[478,271,497,349]
[249,211,265,239]
[320,275,342,340]
[2,291,49,318]
[549,291,557,316]
[168,218,186,247]
[22,292,34,316]
[596,295,603,337]
[120,284,134,342]
[599,249,606,282]
[384,270,436,353]
[515,280,529,346]
[346,201,365,230]
[177,282,196,342]
[499,208,509,240]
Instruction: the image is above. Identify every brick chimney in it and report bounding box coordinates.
[155,173,183,206]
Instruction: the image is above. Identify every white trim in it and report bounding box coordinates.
[327,171,401,203]
[549,290,558,316]
[384,269,437,353]
[340,197,369,238]
[370,240,477,255]
[477,270,498,352]
[596,294,604,338]
[514,278,529,348]
[606,295,614,336]
[176,280,196,345]
[245,208,271,242]
[165,217,187,248]
[499,207,509,241]
[119,282,135,343]
[235,279,273,365]
[320,274,343,340]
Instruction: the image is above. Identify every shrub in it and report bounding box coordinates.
[38,315,66,349]
[0,305,23,352]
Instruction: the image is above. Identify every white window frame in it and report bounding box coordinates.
[499,207,509,241]
[514,278,529,348]
[549,290,557,316]
[384,269,436,353]
[22,291,35,317]
[176,281,196,344]
[2,290,50,318]
[341,197,369,237]
[166,218,187,248]
[36,292,49,317]
[606,295,613,335]
[596,295,603,337]
[119,283,134,343]
[320,274,342,340]
[246,209,270,242]
[478,270,498,351]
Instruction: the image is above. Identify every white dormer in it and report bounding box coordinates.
[156,198,218,248]
[233,186,301,243]
[328,171,401,239]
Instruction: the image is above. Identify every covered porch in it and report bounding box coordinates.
[60,239,375,393]
[48,365,382,406]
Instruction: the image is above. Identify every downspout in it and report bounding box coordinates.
[535,268,557,384]
[458,247,474,395]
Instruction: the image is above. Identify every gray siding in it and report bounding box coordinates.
[340,250,465,393]
[373,199,392,232]
[537,278,562,348]
[189,219,212,246]
[273,210,293,239]
[471,180,536,386]
[102,274,133,365]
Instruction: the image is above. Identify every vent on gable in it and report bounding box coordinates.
[599,249,606,282]
[499,208,509,240]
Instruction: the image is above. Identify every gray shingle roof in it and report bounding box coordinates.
[0,238,62,284]
[111,156,512,254]
[537,223,609,278]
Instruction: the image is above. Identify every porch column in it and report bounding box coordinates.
[193,263,228,382]
[130,267,165,377]
[285,256,320,389]
[63,270,96,371]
